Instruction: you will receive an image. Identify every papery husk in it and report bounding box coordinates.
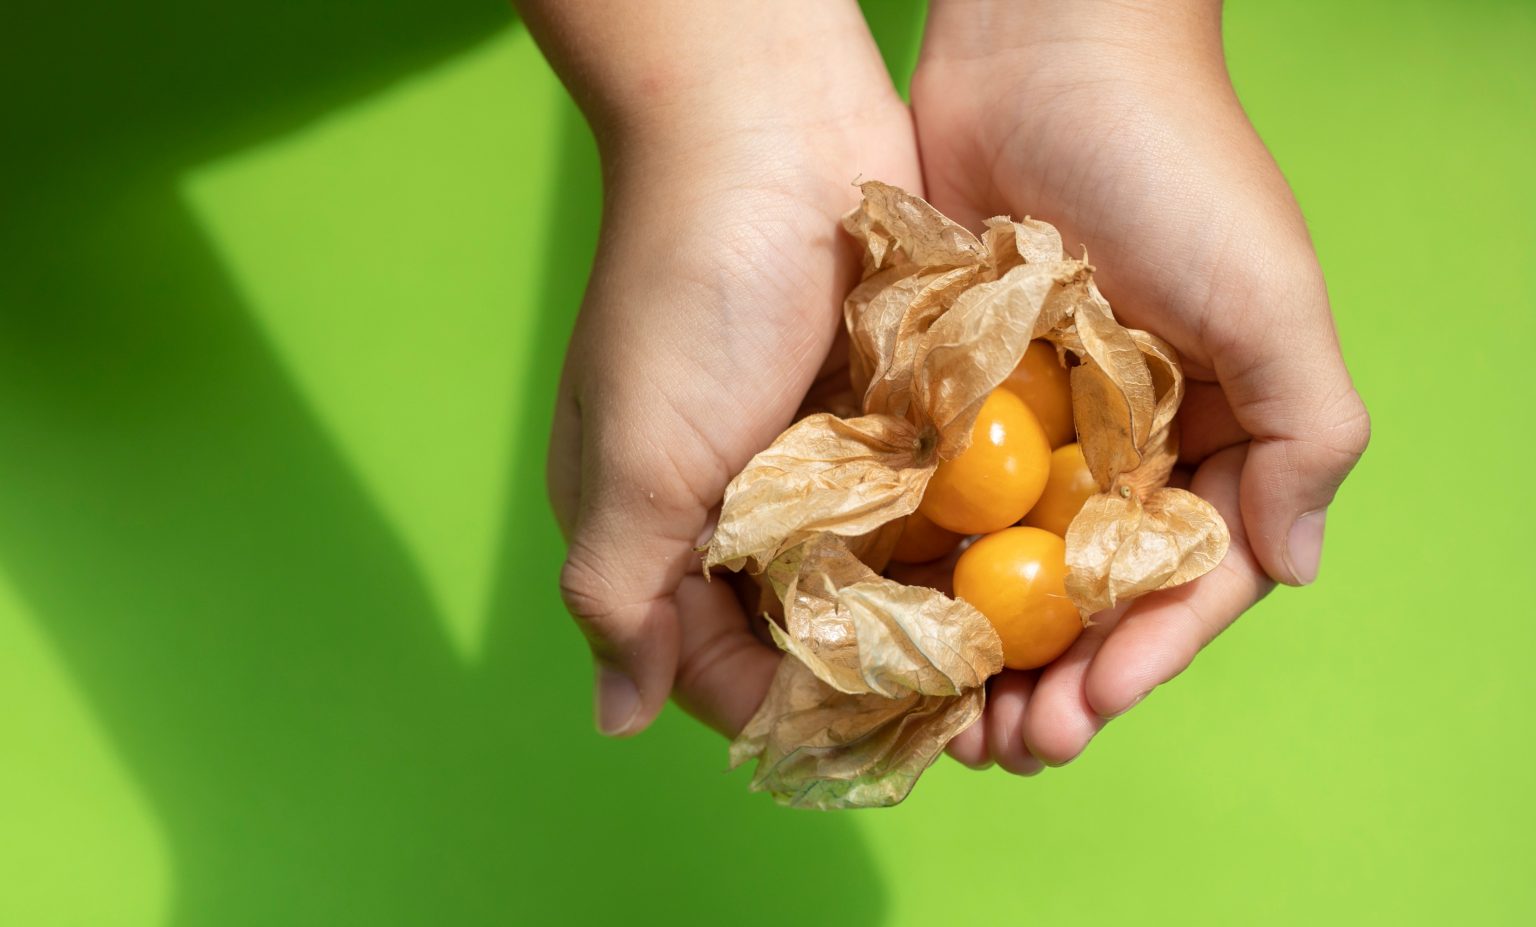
[710,206,1092,576]
[763,535,1002,699]
[848,266,979,418]
[1062,321,1229,615]
[1064,488,1229,616]
[913,260,1090,456]
[843,181,987,272]
[706,182,1229,809]
[728,656,986,810]
[702,413,931,573]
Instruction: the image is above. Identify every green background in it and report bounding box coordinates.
[2,1,1532,924]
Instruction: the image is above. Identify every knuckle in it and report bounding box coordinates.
[559,540,673,662]
[1303,385,1371,479]
[1332,389,1373,459]
[558,546,619,630]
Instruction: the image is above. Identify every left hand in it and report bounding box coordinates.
[523,0,926,739]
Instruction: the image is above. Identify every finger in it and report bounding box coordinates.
[561,539,684,739]
[670,574,781,738]
[560,404,719,738]
[985,671,1045,776]
[1084,444,1274,719]
[946,718,991,770]
[1020,600,1129,766]
[1215,280,1370,585]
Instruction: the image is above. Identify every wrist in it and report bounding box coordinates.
[917,0,1228,93]
[913,0,1238,171]
[524,1,904,160]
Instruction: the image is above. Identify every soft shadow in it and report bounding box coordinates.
[473,106,888,924]
[4,1,509,189]
[0,1,895,923]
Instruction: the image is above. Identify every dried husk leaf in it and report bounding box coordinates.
[1063,322,1227,616]
[1075,288,1155,433]
[1065,487,1231,615]
[983,214,1067,270]
[843,181,986,272]
[1069,291,1156,488]
[1115,330,1184,496]
[851,266,980,418]
[1132,329,1184,441]
[1118,418,1181,501]
[704,413,930,572]
[729,656,986,810]
[1069,359,1138,490]
[764,536,1002,698]
[844,261,920,401]
[912,260,1089,457]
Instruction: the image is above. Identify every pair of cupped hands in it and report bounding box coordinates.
[525,0,1368,774]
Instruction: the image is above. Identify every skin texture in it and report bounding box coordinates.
[523,0,1370,765]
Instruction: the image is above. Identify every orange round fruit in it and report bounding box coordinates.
[1023,443,1100,537]
[1002,340,1075,448]
[890,510,965,564]
[918,389,1051,535]
[952,527,1082,670]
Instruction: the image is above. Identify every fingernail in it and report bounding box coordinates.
[1105,689,1148,720]
[1286,509,1328,585]
[595,664,641,736]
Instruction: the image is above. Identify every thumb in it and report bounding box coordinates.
[1217,285,1371,587]
[554,400,707,738]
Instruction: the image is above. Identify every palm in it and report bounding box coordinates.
[910,65,1306,769]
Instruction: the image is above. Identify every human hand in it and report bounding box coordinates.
[910,0,1370,771]
[527,1,924,737]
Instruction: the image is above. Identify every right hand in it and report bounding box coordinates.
[911,0,1371,772]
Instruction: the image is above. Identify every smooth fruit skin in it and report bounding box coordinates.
[890,509,965,564]
[918,389,1051,535]
[952,527,1082,670]
[1023,443,1100,537]
[1002,340,1075,449]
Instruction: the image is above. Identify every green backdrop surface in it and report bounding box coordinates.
[2,1,1532,924]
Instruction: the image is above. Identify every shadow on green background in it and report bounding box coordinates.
[7,0,1533,924]
[0,1,929,923]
